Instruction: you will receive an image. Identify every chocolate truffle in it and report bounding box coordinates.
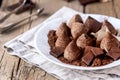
[56,22,70,37]
[71,22,86,39]
[48,30,57,50]
[64,40,82,61]
[100,32,119,52]
[68,14,83,29]
[55,33,71,53]
[76,34,93,49]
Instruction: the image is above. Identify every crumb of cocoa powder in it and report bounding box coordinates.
[91,58,101,67]
[58,56,70,64]
[71,60,81,66]
[102,58,113,65]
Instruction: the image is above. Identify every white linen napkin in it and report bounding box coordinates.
[4,6,120,80]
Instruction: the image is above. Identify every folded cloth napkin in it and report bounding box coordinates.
[4,6,120,80]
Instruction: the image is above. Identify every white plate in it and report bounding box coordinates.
[34,14,120,70]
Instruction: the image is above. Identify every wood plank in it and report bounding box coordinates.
[39,0,83,15]
[113,0,120,18]
[30,0,83,28]
[85,1,115,17]
[0,0,32,80]
[0,53,19,80]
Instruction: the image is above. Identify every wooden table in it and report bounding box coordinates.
[0,0,120,80]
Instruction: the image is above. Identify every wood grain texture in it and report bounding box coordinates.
[85,1,115,17]
[0,0,31,80]
[0,0,119,80]
[113,0,120,18]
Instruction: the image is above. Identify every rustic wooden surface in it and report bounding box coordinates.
[0,0,120,80]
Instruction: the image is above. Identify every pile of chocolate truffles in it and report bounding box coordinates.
[48,14,120,67]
